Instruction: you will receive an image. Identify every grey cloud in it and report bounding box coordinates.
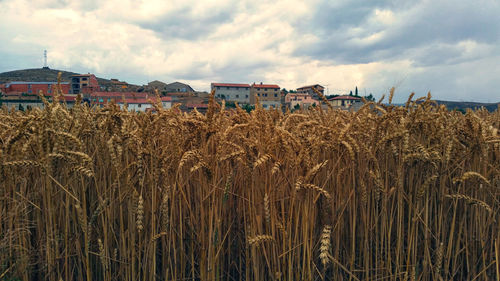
[295,1,500,66]
[365,56,500,103]
[137,6,239,40]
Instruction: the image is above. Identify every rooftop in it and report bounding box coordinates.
[91,91,148,98]
[70,74,95,77]
[251,83,280,89]
[297,84,324,90]
[328,96,362,101]
[186,103,209,108]
[212,83,251,88]
[4,81,70,86]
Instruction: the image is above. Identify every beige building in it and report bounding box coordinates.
[211,83,251,104]
[250,82,281,109]
[328,95,361,109]
[285,92,319,109]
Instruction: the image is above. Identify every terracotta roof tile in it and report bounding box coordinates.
[251,83,280,89]
[212,83,251,88]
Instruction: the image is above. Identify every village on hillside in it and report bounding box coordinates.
[0,70,369,112]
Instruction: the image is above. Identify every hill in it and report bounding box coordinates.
[435,100,499,112]
[0,68,137,89]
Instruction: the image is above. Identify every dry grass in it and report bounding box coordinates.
[0,89,499,281]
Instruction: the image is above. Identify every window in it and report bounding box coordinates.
[257,93,260,96]
[264,88,267,91]
[264,93,267,97]
[99,98,104,102]
[274,89,278,91]
[226,87,230,89]
[274,94,278,97]
[235,94,239,98]
[217,86,220,90]
[245,87,249,90]
[82,78,88,81]
[245,95,248,98]
[138,104,142,108]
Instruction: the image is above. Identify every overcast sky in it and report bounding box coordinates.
[1,0,499,102]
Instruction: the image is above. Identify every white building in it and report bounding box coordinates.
[117,96,172,112]
[211,83,251,104]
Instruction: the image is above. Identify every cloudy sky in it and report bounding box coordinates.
[1,0,499,102]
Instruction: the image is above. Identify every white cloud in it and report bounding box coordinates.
[0,0,499,102]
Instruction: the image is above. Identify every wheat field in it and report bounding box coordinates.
[0,90,499,281]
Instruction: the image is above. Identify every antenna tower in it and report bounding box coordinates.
[43,50,48,69]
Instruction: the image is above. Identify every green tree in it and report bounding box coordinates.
[355,86,358,96]
[349,90,353,96]
[241,104,255,113]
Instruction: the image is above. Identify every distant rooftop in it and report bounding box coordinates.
[212,83,250,88]
[328,96,361,101]
[5,81,70,86]
[297,84,324,90]
[70,74,95,77]
[252,83,280,89]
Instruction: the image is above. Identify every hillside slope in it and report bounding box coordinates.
[0,68,137,89]
[435,100,499,112]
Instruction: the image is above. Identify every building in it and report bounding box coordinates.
[250,83,281,109]
[0,81,70,95]
[147,80,168,91]
[90,91,172,111]
[184,103,209,113]
[328,95,362,109]
[165,82,194,93]
[211,83,251,104]
[70,74,99,95]
[116,96,171,112]
[297,84,325,100]
[285,92,319,109]
[0,92,76,109]
[90,91,147,102]
[109,79,129,91]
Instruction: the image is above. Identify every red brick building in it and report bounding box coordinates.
[0,81,70,95]
[70,74,99,95]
